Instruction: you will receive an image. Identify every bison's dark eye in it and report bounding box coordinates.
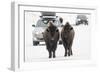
[53,20,55,22]
[46,29,49,32]
[70,27,73,30]
[56,29,59,32]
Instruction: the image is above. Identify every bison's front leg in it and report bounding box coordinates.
[68,49,71,56]
[68,47,72,56]
[69,42,73,56]
[64,49,67,57]
[63,42,67,57]
[53,51,56,58]
[52,43,58,58]
[70,49,73,55]
[49,50,52,58]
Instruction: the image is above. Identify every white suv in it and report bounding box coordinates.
[32,12,62,46]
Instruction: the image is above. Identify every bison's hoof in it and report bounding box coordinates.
[64,54,67,57]
[53,56,56,58]
[49,56,52,58]
[71,53,73,56]
[68,54,70,56]
[64,55,67,57]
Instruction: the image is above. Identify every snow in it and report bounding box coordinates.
[25,25,91,62]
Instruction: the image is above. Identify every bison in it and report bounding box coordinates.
[61,22,75,57]
[43,21,59,58]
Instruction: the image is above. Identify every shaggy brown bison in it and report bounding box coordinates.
[43,21,59,58]
[61,22,75,57]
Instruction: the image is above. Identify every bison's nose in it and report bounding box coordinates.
[51,38,54,41]
[51,38,55,42]
[50,38,55,45]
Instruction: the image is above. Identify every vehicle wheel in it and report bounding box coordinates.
[59,40,62,44]
[86,22,88,25]
[37,42,39,45]
[85,21,88,25]
[76,22,79,25]
[33,41,39,46]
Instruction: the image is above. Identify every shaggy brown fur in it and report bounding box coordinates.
[43,21,59,58]
[61,22,75,56]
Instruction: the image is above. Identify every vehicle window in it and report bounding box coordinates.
[42,20,48,24]
[35,18,62,27]
[54,20,62,27]
[36,19,48,27]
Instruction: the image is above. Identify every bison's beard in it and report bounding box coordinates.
[50,39,55,46]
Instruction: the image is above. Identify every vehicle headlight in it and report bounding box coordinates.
[33,31,39,37]
[33,37,37,40]
[77,19,81,21]
[35,32,40,35]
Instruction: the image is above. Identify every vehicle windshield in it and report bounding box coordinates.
[35,18,62,27]
[77,15,87,20]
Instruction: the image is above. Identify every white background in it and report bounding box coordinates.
[0,0,100,73]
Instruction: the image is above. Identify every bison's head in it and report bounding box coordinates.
[46,21,59,41]
[64,22,73,32]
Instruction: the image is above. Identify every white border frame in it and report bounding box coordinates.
[11,2,97,71]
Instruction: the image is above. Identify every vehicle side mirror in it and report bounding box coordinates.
[61,25,64,27]
[32,24,35,27]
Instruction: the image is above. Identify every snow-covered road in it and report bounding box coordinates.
[25,25,91,62]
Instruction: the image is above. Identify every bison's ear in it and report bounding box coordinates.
[66,22,70,25]
[70,27,73,30]
[46,29,49,32]
[56,29,59,32]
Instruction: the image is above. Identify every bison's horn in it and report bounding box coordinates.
[46,28,49,32]
[56,29,59,32]
[48,21,53,26]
